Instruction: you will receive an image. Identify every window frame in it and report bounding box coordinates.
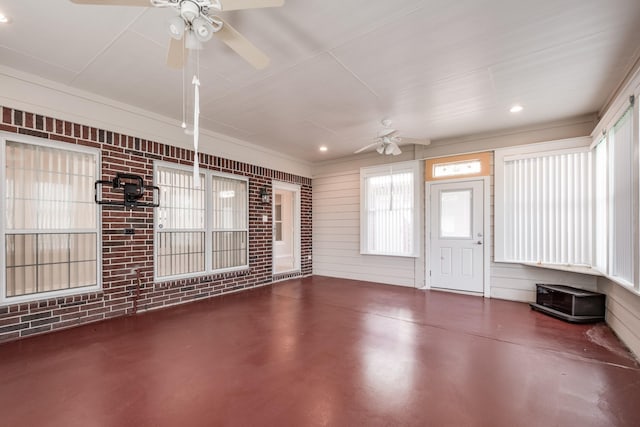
[153,161,249,282]
[360,161,421,258]
[0,132,102,305]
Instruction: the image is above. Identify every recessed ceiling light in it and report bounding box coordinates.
[510,104,523,113]
[0,13,10,24]
[319,146,328,152]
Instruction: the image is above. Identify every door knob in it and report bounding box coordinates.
[474,241,483,245]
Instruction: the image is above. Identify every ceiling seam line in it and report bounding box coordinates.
[202,49,333,105]
[70,8,149,84]
[327,52,379,99]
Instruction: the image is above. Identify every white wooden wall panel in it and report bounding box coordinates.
[313,171,418,287]
[490,263,597,302]
[598,278,640,359]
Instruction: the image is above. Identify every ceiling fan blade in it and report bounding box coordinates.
[354,142,379,154]
[379,128,398,138]
[217,0,285,11]
[401,137,431,146]
[166,37,188,69]
[70,0,151,6]
[213,17,269,69]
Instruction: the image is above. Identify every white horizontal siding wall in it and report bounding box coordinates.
[491,263,597,302]
[597,278,640,359]
[313,117,597,296]
[313,170,418,287]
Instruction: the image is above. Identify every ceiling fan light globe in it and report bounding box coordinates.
[185,30,203,50]
[192,17,214,42]
[376,145,385,154]
[384,144,394,155]
[167,16,185,39]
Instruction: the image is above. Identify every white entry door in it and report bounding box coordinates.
[429,180,484,293]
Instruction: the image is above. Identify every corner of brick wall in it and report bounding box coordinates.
[0,105,313,343]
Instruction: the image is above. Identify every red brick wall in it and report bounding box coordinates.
[0,106,312,343]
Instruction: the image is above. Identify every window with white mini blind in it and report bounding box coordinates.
[360,162,420,257]
[154,162,249,280]
[1,134,101,303]
[495,139,592,267]
[608,107,634,285]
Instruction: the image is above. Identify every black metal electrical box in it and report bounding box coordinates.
[530,284,606,323]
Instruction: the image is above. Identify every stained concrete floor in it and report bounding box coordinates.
[0,276,638,426]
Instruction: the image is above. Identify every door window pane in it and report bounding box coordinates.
[440,190,472,238]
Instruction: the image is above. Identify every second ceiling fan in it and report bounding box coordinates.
[355,119,431,156]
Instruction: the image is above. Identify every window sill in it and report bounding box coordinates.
[360,251,419,258]
[520,262,603,277]
[599,274,640,296]
[1,286,103,307]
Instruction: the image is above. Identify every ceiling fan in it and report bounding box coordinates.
[70,0,284,69]
[71,0,285,188]
[354,119,431,156]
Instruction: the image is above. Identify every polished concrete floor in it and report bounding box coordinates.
[1,276,639,427]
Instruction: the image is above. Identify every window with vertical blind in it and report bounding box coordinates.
[609,107,634,284]
[154,162,248,280]
[360,162,420,257]
[593,104,636,287]
[593,137,608,273]
[495,138,592,267]
[1,134,101,303]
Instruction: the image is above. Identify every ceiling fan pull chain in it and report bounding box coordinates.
[181,55,187,129]
[192,72,201,188]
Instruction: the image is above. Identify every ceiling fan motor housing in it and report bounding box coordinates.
[180,0,201,22]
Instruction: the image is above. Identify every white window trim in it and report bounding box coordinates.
[360,160,421,257]
[0,132,102,305]
[494,136,591,264]
[153,161,249,282]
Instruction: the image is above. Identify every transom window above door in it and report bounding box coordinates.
[425,152,491,181]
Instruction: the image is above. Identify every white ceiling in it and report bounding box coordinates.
[1,0,639,162]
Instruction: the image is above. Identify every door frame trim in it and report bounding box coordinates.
[425,176,491,298]
[272,180,302,275]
